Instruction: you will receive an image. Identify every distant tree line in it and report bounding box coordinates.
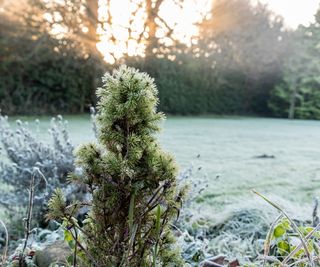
[269,9,320,119]
[0,0,319,118]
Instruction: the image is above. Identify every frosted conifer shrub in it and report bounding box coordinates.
[48,66,185,266]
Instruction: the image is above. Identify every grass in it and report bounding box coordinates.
[3,115,320,264]
[4,115,320,221]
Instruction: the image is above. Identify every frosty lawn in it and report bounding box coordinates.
[6,115,320,222]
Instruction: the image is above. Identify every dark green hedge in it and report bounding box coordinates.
[125,56,276,116]
[0,24,106,115]
[0,25,279,116]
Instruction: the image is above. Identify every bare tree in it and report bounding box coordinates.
[3,0,205,60]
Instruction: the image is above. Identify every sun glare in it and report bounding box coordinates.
[97,0,211,63]
[95,0,318,63]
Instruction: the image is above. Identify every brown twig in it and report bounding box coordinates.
[22,173,35,255]
[19,168,47,265]
[0,220,8,267]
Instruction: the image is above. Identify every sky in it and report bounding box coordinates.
[261,0,319,28]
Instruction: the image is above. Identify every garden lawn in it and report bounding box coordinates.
[4,115,320,222]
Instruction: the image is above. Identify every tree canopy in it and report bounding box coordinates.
[269,7,320,119]
[1,0,320,118]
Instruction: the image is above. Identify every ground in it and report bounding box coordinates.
[5,115,320,223]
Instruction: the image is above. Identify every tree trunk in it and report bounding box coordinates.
[145,0,163,57]
[288,85,297,119]
[85,0,103,105]
[85,0,100,57]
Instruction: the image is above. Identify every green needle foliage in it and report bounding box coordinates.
[48,66,185,266]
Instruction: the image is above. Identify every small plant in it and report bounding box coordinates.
[48,66,185,266]
[1,169,46,267]
[175,161,208,231]
[0,114,75,229]
[173,160,212,265]
[254,190,320,267]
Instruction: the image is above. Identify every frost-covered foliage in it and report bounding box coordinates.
[175,164,270,266]
[0,114,75,226]
[176,161,208,229]
[208,209,269,262]
[48,66,186,266]
[174,161,212,265]
[177,208,269,266]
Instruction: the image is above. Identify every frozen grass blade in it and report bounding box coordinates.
[153,205,161,267]
[263,214,283,267]
[253,190,314,267]
[282,222,320,265]
[120,189,137,266]
[128,189,136,236]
